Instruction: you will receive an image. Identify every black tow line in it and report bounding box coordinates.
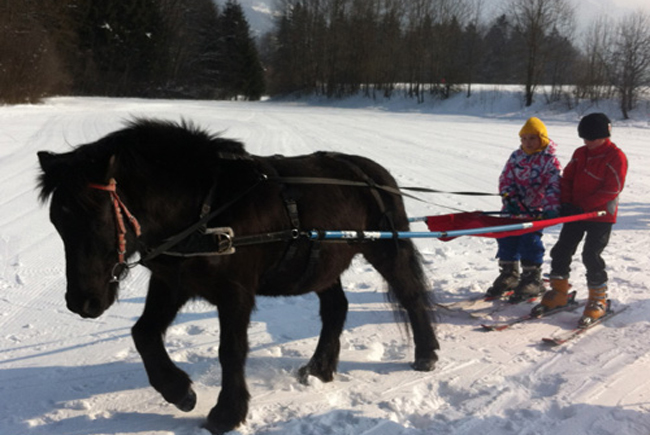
[138,175,497,264]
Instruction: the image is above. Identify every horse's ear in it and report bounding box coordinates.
[38,151,57,173]
[38,151,72,177]
[37,150,76,202]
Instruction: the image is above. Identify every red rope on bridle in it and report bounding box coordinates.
[88,178,142,273]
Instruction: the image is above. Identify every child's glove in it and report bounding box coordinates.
[542,209,560,219]
[501,192,522,214]
[503,195,522,214]
[506,201,521,214]
[559,203,583,216]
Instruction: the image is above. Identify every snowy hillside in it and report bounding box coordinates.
[1,88,649,435]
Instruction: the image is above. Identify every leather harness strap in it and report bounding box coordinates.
[88,178,142,265]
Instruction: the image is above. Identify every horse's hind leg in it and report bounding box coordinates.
[363,240,439,371]
[131,273,196,412]
[298,279,348,384]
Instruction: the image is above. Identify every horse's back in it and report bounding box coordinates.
[261,151,409,231]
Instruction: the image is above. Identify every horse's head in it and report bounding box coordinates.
[37,119,251,318]
[37,146,139,319]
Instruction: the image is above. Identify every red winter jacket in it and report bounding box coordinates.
[561,139,628,223]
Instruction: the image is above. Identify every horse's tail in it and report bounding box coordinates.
[363,235,437,345]
[389,239,436,328]
[337,154,437,338]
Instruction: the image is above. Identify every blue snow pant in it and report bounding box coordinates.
[496,231,544,266]
[550,221,613,287]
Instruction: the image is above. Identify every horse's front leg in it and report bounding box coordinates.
[131,273,196,412]
[203,286,254,435]
[298,279,348,384]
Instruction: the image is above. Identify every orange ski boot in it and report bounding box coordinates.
[579,286,609,327]
[531,277,570,316]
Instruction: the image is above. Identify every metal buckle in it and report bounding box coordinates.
[205,227,236,255]
[109,263,123,283]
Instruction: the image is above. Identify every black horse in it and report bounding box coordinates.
[37,118,439,434]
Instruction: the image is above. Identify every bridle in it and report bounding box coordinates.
[88,178,142,282]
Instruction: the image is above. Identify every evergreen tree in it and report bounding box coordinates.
[375,4,403,97]
[480,15,515,83]
[192,0,225,97]
[158,0,223,98]
[543,27,580,101]
[73,0,168,96]
[0,1,72,103]
[460,21,484,97]
[217,0,265,100]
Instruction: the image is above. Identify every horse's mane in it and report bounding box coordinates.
[38,118,250,202]
[122,118,249,159]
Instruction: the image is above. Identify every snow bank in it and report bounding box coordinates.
[1,90,649,434]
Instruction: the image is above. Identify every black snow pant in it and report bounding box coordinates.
[550,221,613,287]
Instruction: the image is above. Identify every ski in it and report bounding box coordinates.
[481,291,580,331]
[437,290,515,311]
[437,291,539,318]
[439,278,556,312]
[542,304,628,346]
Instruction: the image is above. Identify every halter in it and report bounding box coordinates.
[88,178,142,282]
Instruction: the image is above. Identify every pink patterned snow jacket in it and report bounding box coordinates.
[499,140,562,215]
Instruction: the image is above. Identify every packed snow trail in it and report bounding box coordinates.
[1,94,649,435]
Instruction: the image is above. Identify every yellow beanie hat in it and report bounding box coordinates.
[519,117,550,152]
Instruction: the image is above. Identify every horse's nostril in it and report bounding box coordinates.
[82,297,103,318]
[66,289,110,319]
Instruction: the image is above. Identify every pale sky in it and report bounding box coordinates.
[485,0,650,32]
[487,0,650,17]
[612,0,650,11]
[578,0,650,17]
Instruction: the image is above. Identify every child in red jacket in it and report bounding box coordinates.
[535,113,628,326]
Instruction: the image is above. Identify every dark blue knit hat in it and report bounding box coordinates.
[578,113,611,140]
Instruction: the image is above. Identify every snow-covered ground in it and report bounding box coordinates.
[1,88,649,435]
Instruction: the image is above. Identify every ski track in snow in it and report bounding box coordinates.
[1,94,649,435]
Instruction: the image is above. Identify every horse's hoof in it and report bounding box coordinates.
[297,364,334,385]
[297,366,311,385]
[411,358,436,372]
[174,388,197,412]
[202,419,235,435]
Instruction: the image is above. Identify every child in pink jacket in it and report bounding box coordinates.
[486,117,562,301]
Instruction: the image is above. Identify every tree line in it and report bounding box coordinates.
[263,0,650,118]
[0,0,264,103]
[1,0,649,118]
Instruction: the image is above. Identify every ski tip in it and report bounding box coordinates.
[530,305,545,317]
[506,293,541,304]
[542,337,562,346]
[481,323,508,331]
[484,290,515,302]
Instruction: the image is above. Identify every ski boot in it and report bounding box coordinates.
[531,277,570,316]
[578,286,609,328]
[509,264,545,303]
[485,261,519,299]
